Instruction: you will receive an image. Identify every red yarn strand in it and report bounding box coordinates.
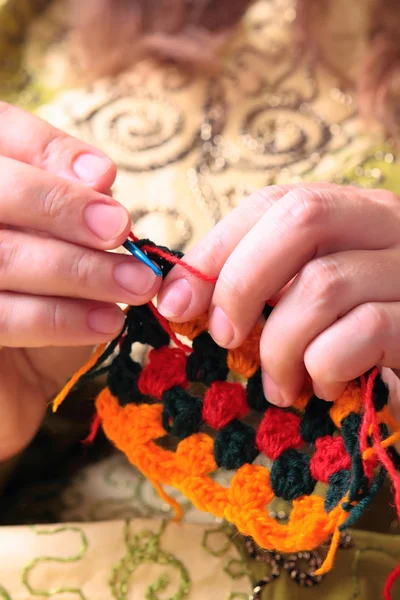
[362,369,400,514]
[141,244,217,283]
[383,563,400,600]
[82,414,101,445]
[147,301,192,354]
[128,230,217,283]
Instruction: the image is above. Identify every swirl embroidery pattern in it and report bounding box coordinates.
[22,0,400,252]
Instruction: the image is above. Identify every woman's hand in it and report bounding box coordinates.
[158,183,400,422]
[0,103,161,460]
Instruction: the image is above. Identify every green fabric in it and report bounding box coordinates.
[248,529,399,599]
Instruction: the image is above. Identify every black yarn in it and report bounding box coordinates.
[324,469,351,512]
[107,356,144,406]
[300,396,335,443]
[72,318,129,389]
[341,413,368,504]
[186,332,229,385]
[270,449,316,501]
[246,368,270,411]
[214,420,258,470]
[161,386,202,440]
[388,446,400,470]
[125,304,170,349]
[371,373,389,412]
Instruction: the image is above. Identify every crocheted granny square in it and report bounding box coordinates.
[54,238,400,593]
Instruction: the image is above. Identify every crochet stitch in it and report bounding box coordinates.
[53,237,400,598]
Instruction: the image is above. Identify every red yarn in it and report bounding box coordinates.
[309,436,351,483]
[360,373,372,459]
[82,414,101,444]
[147,301,192,354]
[202,381,249,429]
[256,408,303,460]
[361,369,400,517]
[384,563,400,600]
[138,347,189,399]
[128,231,217,284]
[142,244,218,284]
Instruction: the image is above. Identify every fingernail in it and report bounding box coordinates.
[73,153,112,184]
[88,307,125,335]
[209,306,234,347]
[114,261,156,296]
[313,381,346,402]
[262,371,289,407]
[157,279,192,317]
[84,202,129,241]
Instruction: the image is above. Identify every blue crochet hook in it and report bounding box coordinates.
[123,239,163,277]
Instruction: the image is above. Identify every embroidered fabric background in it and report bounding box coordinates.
[0,0,398,598]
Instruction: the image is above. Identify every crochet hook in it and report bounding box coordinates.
[123,239,163,277]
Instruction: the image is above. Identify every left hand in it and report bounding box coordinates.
[157,183,400,421]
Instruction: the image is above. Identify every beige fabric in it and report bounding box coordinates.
[0,519,250,599]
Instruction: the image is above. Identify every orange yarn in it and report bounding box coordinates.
[52,342,107,412]
[50,232,400,600]
[169,313,209,340]
[96,387,345,555]
[227,323,263,378]
[53,304,400,586]
[363,431,400,459]
[329,382,363,427]
[150,479,183,521]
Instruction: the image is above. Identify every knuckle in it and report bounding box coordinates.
[218,265,251,300]
[299,257,345,304]
[46,298,66,338]
[0,296,11,337]
[353,303,391,340]
[31,298,65,339]
[277,189,327,232]
[70,249,94,290]
[196,228,227,276]
[0,230,17,279]
[40,179,72,220]
[38,132,69,169]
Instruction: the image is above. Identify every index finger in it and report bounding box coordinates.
[209,187,400,348]
[0,102,116,191]
[157,184,366,322]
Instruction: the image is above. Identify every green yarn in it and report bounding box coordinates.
[325,469,351,512]
[214,420,258,470]
[270,449,316,501]
[162,386,202,440]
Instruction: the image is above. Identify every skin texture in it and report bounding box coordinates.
[0,103,162,461]
[157,183,400,425]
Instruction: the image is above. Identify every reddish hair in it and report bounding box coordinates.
[69,0,254,78]
[69,0,400,136]
[296,0,400,137]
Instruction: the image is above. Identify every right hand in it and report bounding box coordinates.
[0,103,161,461]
